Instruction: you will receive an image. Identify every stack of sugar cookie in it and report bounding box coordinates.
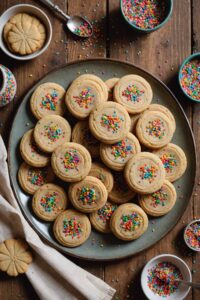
[18,74,187,247]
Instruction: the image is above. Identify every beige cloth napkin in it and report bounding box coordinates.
[0,135,116,300]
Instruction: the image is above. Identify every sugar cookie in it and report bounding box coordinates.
[89,162,114,193]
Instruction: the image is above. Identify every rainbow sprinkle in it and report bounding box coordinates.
[63,217,82,239]
[73,88,94,109]
[100,111,123,133]
[44,124,62,142]
[185,221,200,250]
[148,188,168,207]
[122,0,166,29]
[74,21,92,37]
[28,168,47,186]
[40,90,59,111]
[97,203,117,223]
[62,149,80,172]
[120,213,142,231]
[0,65,16,107]
[160,153,177,173]
[139,164,157,183]
[122,84,144,102]
[180,60,200,100]
[79,187,96,205]
[111,139,133,159]
[147,262,183,297]
[40,191,60,213]
[146,119,165,139]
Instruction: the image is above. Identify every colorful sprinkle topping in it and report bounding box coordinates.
[97,203,117,223]
[40,90,59,111]
[147,262,183,297]
[73,88,95,109]
[120,213,142,231]
[63,217,82,239]
[139,164,157,183]
[28,168,47,186]
[100,111,123,133]
[62,149,80,172]
[74,21,92,37]
[0,65,16,107]
[147,188,168,207]
[44,124,62,142]
[122,84,144,103]
[180,60,200,100]
[79,187,96,205]
[146,119,165,139]
[160,153,177,173]
[40,192,60,213]
[111,139,133,159]
[122,0,166,29]
[185,221,200,250]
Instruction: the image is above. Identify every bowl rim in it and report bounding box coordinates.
[141,253,191,300]
[120,0,173,33]
[178,52,200,103]
[0,4,52,61]
[183,218,200,252]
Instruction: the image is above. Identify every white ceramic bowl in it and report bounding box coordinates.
[0,4,52,60]
[184,219,200,252]
[141,254,191,300]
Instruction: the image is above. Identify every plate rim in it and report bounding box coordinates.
[8,58,197,261]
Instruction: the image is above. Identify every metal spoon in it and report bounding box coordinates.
[41,0,93,38]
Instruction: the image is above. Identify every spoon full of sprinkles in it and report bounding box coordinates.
[41,0,93,38]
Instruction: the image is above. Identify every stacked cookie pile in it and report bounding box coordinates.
[18,74,187,247]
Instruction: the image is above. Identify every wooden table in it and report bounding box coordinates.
[0,1,200,299]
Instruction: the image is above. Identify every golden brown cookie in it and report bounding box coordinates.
[89,162,114,193]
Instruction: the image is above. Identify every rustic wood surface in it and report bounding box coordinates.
[0,0,199,299]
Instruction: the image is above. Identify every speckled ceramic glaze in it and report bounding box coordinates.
[8,59,196,261]
[0,64,16,107]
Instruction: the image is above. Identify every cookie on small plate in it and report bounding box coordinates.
[110,203,148,241]
[32,183,68,221]
[124,152,165,194]
[18,162,55,195]
[90,201,118,233]
[89,102,131,144]
[105,77,119,100]
[153,143,187,182]
[89,162,114,193]
[30,82,66,120]
[53,209,91,247]
[114,75,153,114]
[138,180,177,217]
[100,132,141,171]
[68,176,108,213]
[34,115,71,153]
[51,142,92,182]
[20,129,50,167]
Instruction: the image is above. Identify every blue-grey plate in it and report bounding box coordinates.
[8,59,196,261]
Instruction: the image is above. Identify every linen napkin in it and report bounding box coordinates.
[0,135,116,300]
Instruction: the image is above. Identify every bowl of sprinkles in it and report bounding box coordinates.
[179,53,200,102]
[120,0,173,33]
[141,254,191,300]
[184,219,200,251]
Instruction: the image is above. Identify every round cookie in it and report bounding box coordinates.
[124,152,165,194]
[108,172,135,204]
[68,176,108,213]
[18,162,55,195]
[20,129,50,167]
[110,203,148,241]
[100,132,141,171]
[89,201,118,233]
[89,162,114,193]
[72,120,100,159]
[34,115,71,153]
[105,77,119,100]
[138,180,177,217]
[89,102,131,144]
[32,183,68,221]
[53,209,91,247]
[136,110,174,149]
[30,82,66,120]
[51,142,92,182]
[114,74,153,114]
[153,143,187,182]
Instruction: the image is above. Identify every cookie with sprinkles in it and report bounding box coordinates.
[139,180,177,217]
[20,129,50,167]
[114,75,153,114]
[30,82,66,120]
[53,209,91,247]
[153,143,187,182]
[34,115,71,153]
[110,203,148,241]
[89,102,131,144]
[90,201,118,233]
[108,171,135,204]
[72,120,100,159]
[124,152,165,194]
[32,183,68,221]
[136,110,174,149]
[68,176,108,213]
[89,162,114,193]
[18,162,55,195]
[51,142,92,182]
[100,132,141,171]
[105,77,119,101]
